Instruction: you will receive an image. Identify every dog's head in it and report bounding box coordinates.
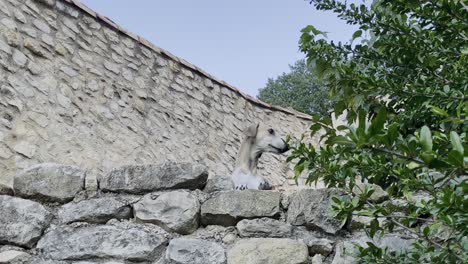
[243,123,289,154]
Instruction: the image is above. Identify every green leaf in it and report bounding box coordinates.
[423,226,430,237]
[332,196,342,204]
[430,106,449,117]
[301,25,325,36]
[369,219,379,238]
[332,135,355,145]
[387,123,399,144]
[447,150,463,167]
[420,152,434,163]
[352,30,363,40]
[368,107,387,136]
[420,126,432,151]
[450,131,464,155]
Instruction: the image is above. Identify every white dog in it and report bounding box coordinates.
[232,123,289,190]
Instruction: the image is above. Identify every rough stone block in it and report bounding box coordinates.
[201,190,281,226]
[165,238,226,264]
[57,196,132,224]
[203,175,234,193]
[134,190,200,234]
[0,250,31,263]
[287,189,348,235]
[99,162,208,194]
[236,218,292,238]
[13,163,86,203]
[0,195,53,248]
[36,222,169,262]
[227,238,308,264]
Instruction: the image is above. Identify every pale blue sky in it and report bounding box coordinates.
[81,0,357,96]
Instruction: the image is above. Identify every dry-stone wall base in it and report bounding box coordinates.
[0,0,315,194]
[201,190,282,226]
[165,238,226,264]
[227,238,309,264]
[0,162,414,264]
[13,163,86,203]
[0,195,53,248]
[57,196,132,224]
[99,162,208,194]
[134,190,200,235]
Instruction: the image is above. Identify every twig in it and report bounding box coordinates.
[368,147,424,164]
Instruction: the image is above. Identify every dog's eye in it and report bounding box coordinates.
[268,128,275,135]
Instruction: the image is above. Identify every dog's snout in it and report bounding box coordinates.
[280,139,290,153]
[281,144,289,153]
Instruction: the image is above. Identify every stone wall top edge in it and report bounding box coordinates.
[59,0,312,121]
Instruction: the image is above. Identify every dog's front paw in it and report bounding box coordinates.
[235,184,247,190]
[258,181,273,190]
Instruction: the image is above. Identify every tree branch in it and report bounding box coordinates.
[368,147,425,164]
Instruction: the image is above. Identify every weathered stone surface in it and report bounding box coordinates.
[227,238,308,264]
[58,196,132,224]
[187,225,238,244]
[13,163,86,203]
[0,250,31,264]
[36,222,169,261]
[73,262,124,264]
[201,190,281,226]
[99,162,208,194]
[331,234,414,264]
[203,175,234,193]
[13,141,36,158]
[311,254,323,264]
[165,238,226,264]
[134,190,200,234]
[12,49,27,67]
[0,195,52,248]
[287,189,348,234]
[236,218,292,238]
[292,227,335,256]
[0,183,13,196]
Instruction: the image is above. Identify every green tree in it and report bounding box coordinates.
[257,59,330,115]
[288,0,467,262]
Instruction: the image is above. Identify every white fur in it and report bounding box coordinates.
[232,168,266,190]
[231,123,288,190]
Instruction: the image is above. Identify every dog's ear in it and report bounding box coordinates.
[243,123,259,138]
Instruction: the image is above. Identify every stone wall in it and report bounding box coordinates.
[0,0,314,192]
[0,162,412,264]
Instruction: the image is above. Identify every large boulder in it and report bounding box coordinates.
[236,218,292,238]
[134,190,200,234]
[287,189,348,235]
[57,196,132,224]
[165,238,226,264]
[201,190,281,226]
[203,175,234,193]
[99,162,208,194]
[227,238,308,264]
[0,195,53,248]
[36,222,169,262]
[13,163,86,203]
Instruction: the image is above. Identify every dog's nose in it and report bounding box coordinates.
[282,144,289,153]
